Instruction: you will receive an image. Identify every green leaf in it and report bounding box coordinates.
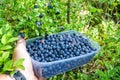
[13,58,25,70]
[5,23,11,31]
[49,19,53,23]
[10,71,15,75]
[2,52,10,61]
[35,30,39,36]
[3,60,13,71]
[18,65,25,70]
[1,45,13,50]
[8,37,18,43]
[105,13,111,17]
[90,7,97,13]
[1,34,7,44]
[0,27,5,35]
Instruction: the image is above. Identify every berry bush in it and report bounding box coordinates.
[0,0,120,80]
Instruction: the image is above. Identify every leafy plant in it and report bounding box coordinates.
[0,23,24,74]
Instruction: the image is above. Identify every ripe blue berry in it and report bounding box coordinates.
[56,11,60,15]
[48,4,53,9]
[34,4,38,8]
[39,14,44,18]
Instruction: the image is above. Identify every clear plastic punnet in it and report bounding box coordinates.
[26,30,101,78]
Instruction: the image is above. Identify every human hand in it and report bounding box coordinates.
[13,37,38,80]
[13,37,46,80]
[0,37,45,80]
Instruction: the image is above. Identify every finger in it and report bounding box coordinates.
[14,36,22,46]
[16,36,26,47]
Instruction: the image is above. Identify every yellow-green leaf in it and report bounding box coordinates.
[2,45,12,50]
[1,34,7,44]
[0,27,5,35]
[13,58,25,70]
[8,37,18,43]
[17,65,25,70]
[3,60,13,71]
[2,52,10,60]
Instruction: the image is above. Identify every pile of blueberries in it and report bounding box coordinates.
[26,32,96,62]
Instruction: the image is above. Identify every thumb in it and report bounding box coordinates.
[15,36,26,49]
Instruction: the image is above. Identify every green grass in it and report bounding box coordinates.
[0,0,120,79]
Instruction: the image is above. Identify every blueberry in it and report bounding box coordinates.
[81,51,85,55]
[36,21,41,26]
[49,58,54,62]
[51,54,55,58]
[60,55,63,58]
[75,52,79,56]
[27,44,31,48]
[39,14,44,18]
[48,4,53,9]
[30,43,34,47]
[37,51,41,54]
[33,39,39,43]
[48,52,52,55]
[40,47,44,51]
[34,4,38,8]
[42,59,47,62]
[43,44,47,49]
[38,45,42,49]
[80,43,84,46]
[66,55,70,58]
[44,53,49,57]
[34,53,38,57]
[78,45,81,49]
[38,58,42,62]
[46,58,50,62]
[55,11,60,15]
[68,49,71,53]
[70,54,74,57]
[34,56,38,60]
[53,45,56,49]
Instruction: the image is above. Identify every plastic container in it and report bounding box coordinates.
[26,30,100,78]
